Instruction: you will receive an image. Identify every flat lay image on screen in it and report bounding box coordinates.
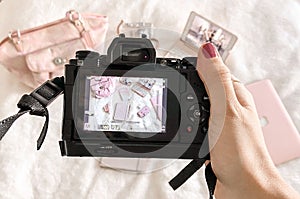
[83,76,167,133]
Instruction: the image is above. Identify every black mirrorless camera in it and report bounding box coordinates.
[60,34,210,159]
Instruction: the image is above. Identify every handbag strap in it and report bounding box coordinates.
[8,29,23,52]
[8,10,94,52]
[0,77,64,149]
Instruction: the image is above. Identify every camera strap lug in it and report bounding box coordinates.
[0,77,64,150]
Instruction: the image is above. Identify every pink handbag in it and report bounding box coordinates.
[0,10,108,88]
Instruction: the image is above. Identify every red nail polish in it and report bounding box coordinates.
[202,43,217,58]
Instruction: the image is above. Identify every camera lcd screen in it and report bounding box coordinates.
[83,76,167,134]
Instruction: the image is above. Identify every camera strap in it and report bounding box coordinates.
[0,76,216,198]
[0,77,64,150]
[169,158,217,199]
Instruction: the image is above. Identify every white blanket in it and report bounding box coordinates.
[0,0,300,198]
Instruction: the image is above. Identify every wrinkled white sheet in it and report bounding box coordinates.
[0,0,300,198]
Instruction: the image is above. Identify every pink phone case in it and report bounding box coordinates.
[119,88,130,101]
[113,102,129,121]
[137,106,150,118]
[246,79,300,165]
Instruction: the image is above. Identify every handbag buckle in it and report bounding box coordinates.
[68,10,85,29]
[67,10,94,47]
[68,10,83,22]
[8,29,23,52]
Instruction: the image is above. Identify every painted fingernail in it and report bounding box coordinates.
[202,43,217,59]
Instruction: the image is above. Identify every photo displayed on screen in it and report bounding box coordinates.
[83,76,167,133]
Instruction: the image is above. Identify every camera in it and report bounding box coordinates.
[60,34,210,159]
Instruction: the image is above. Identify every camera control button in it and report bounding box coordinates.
[187,104,201,122]
[203,95,209,101]
[202,126,208,134]
[186,94,195,101]
[186,125,193,133]
[189,117,195,122]
[200,106,209,117]
[160,59,168,66]
[189,104,195,110]
[193,110,201,119]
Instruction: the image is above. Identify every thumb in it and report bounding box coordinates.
[196,43,236,104]
[196,43,238,150]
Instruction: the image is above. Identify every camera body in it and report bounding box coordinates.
[60,35,210,159]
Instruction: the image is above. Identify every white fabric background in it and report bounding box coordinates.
[0,0,300,198]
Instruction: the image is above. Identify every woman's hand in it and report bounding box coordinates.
[196,43,300,199]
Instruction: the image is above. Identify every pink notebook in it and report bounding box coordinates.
[246,79,300,165]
